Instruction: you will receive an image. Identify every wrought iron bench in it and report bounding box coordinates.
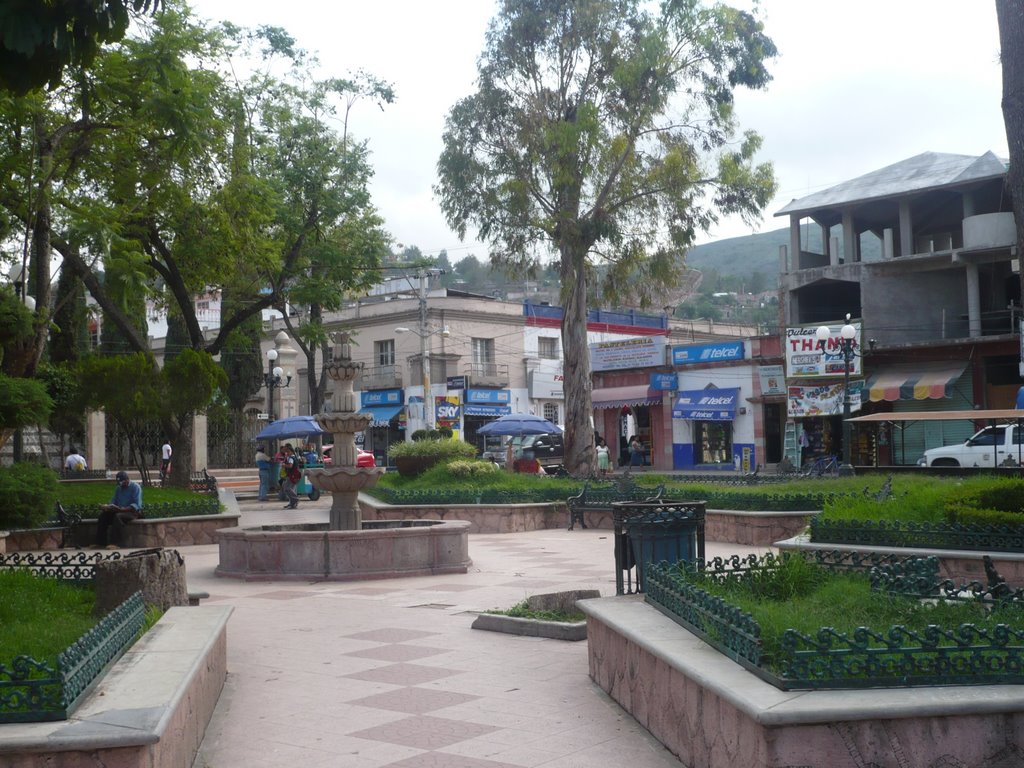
[565,473,665,531]
[45,502,83,549]
[187,469,218,494]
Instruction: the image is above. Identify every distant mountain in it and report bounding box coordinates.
[685,225,881,277]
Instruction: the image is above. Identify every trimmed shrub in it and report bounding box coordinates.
[943,478,1024,526]
[0,463,60,530]
[447,460,499,478]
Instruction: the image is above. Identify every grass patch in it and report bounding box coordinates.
[56,484,203,506]
[0,571,96,662]
[686,555,1019,669]
[486,599,585,623]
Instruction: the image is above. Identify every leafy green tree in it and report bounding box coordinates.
[0,288,53,451]
[0,12,392,476]
[77,349,225,484]
[49,266,90,364]
[437,0,777,473]
[0,0,161,94]
[36,361,85,451]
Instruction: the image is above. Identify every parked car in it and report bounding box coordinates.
[917,424,1024,467]
[512,433,564,471]
[322,445,377,467]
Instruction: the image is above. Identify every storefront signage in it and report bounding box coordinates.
[787,381,863,417]
[447,375,467,390]
[758,365,786,396]
[464,404,513,416]
[361,389,403,406]
[529,369,564,399]
[671,340,744,366]
[672,388,739,421]
[784,323,862,379]
[650,372,678,391]
[435,395,461,428]
[465,388,511,404]
[590,336,666,371]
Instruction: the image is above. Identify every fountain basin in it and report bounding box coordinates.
[215,520,470,581]
[304,466,385,493]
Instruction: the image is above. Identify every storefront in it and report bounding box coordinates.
[358,389,405,467]
[592,384,663,467]
[672,387,742,469]
[461,388,512,453]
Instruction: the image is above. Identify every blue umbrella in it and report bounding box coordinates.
[256,415,325,440]
[477,413,562,436]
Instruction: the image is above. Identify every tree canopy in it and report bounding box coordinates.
[436,0,777,473]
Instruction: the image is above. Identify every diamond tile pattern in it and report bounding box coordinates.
[349,687,481,715]
[343,663,463,686]
[344,644,449,662]
[350,715,499,750]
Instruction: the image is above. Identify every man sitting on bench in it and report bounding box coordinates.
[96,471,143,549]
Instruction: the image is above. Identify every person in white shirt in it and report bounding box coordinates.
[160,440,172,480]
[65,448,88,472]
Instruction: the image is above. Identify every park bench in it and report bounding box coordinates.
[187,469,218,494]
[45,502,82,549]
[565,473,666,531]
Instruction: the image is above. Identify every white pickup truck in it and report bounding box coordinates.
[918,424,1024,467]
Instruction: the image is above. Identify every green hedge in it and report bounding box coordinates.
[0,464,60,530]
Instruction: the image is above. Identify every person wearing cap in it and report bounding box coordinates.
[96,471,144,548]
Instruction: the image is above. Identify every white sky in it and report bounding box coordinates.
[186,0,1008,259]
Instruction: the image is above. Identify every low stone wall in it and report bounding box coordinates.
[704,509,815,546]
[216,519,472,581]
[0,605,231,768]
[778,534,1024,585]
[581,596,1024,768]
[360,496,814,545]
[4,513,240,552]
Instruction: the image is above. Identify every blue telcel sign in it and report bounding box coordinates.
[465,389,511,404]
[361,389,403,406]
[672,341,744,366]
[672,389,739,421]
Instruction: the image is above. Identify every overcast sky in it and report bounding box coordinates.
[187,0,1008,260]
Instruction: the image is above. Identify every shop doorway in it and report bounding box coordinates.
[617,406,651,466]
[764,403,784,464]
[695,421,732,465]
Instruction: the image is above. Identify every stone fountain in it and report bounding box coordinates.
[215,332,470,581]
[304,332,385,529]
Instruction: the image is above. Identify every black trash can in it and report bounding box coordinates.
[613,501,706,594]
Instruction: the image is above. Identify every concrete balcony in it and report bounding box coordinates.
[360,364,403,390]
[464,362,509,388]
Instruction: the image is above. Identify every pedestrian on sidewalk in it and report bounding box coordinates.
[280,444,300,509]
[255,444,272,501]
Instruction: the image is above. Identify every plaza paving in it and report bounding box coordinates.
[186,496,767,768]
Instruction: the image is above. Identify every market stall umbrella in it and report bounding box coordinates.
[477,413,562,436]
[255,415,325,441]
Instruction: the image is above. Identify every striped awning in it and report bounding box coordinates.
[591,385,661,410]
[865,362,966,402]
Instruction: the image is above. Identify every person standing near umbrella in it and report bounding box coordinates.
[281,444,301,509]
[255,444,272,502]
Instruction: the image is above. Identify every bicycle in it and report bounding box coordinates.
[803,454,839,478]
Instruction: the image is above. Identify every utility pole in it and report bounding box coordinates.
[419,268,432,430]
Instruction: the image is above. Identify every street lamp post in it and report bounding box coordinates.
[265,349,291,424]
[815,314,857,476]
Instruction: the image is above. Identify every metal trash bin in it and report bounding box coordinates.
[612,501,706,594]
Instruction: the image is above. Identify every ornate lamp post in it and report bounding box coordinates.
[265,348,291,424]
[815,314,857,476]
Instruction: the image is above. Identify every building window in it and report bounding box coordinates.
[376,339,395,367]
[538,336,559,359]
[543,403,559,425]
[472,337,494,364]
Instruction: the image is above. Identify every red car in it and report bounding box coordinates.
[322,445,376,467]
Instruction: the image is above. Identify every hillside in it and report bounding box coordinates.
[686,225,881,277]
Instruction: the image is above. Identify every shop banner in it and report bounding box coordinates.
[435,395,461,428]
[671,340,744,366]
[758,365,786,396]
[590,336,666,371]
[787,381,863,417]
[784,322,862,378]
[362,388,403,406]
[650,372,678,391]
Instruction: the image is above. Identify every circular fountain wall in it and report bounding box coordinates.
[215,332,471,581]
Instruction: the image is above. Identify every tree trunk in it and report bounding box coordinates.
[560,246,595,476]
[997,1,1024,311]
[165,417,193,488]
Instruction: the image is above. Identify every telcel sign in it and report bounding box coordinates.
[672,340,744,366]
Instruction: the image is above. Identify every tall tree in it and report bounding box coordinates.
[0,0,162,95]
[437,0,777,474]
[0,11,391,480]
[997,1,1024,306]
